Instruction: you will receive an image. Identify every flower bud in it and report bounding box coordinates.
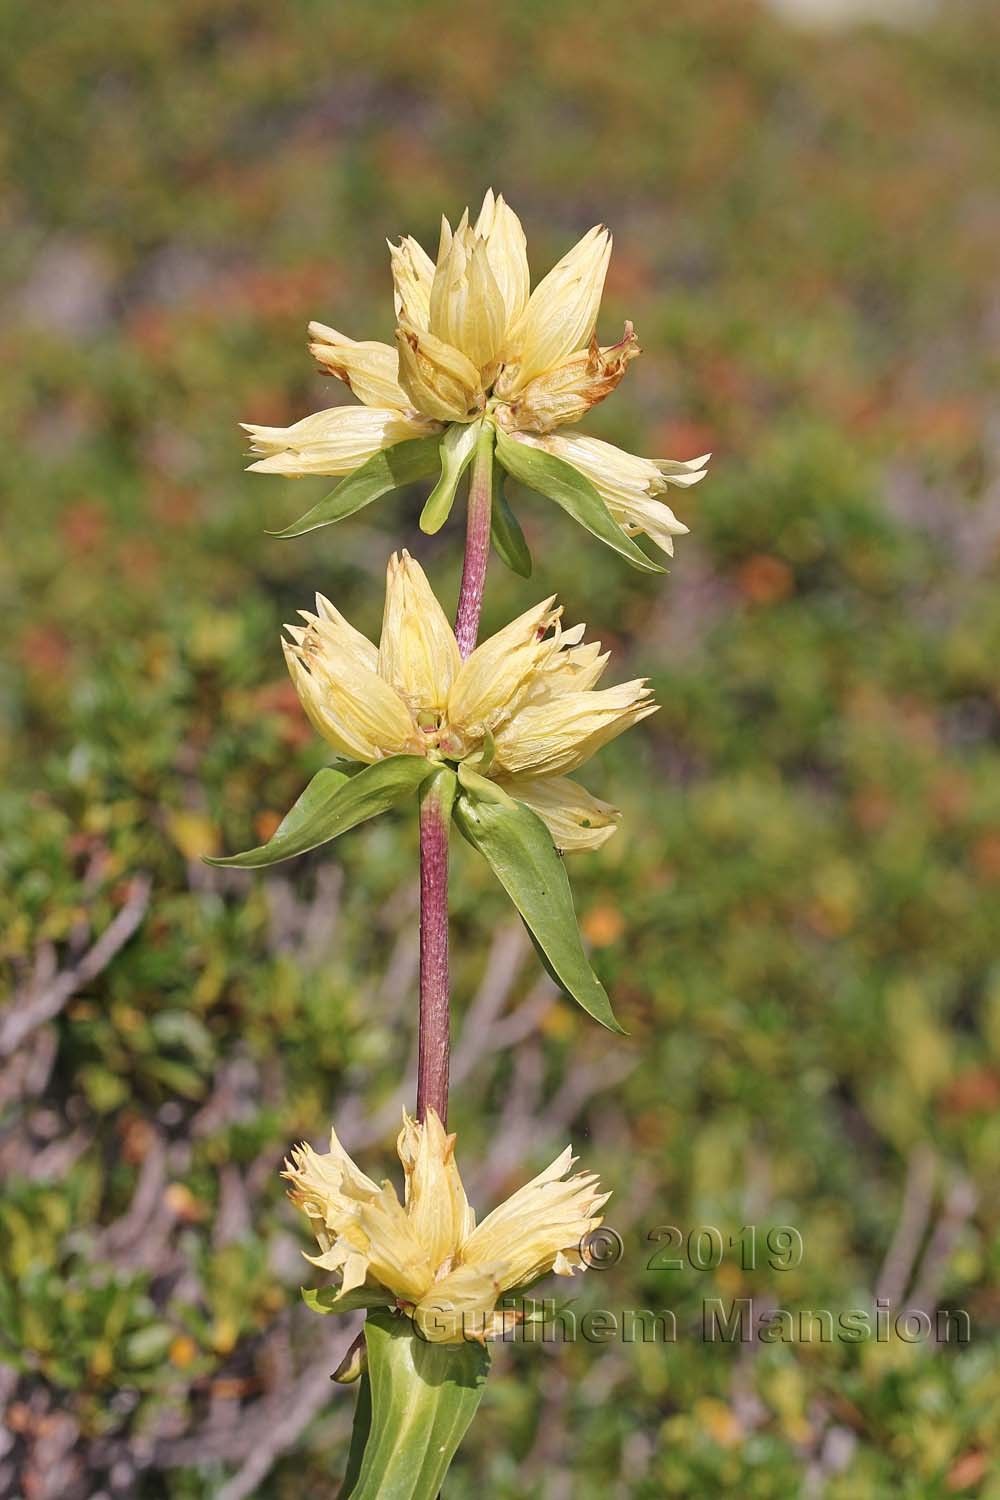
[474,189,530,329]
[428,223,507,375]
[379,550,461,714]
[394,316,486,424]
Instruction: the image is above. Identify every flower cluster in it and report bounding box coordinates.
[284,1109,608,1343]
[283,550,655,851]
[243,190,707,559]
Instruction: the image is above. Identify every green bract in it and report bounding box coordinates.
[205,757,622,1032]
[204,758,433,868]
[268,437,441,538]
[265,413,670,575]
[419,420,483,534]
[339,1309,489,1500]
[493,426,664,573]
[454,768,625,1034]
[490,476,533,577]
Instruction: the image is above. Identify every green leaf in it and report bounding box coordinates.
[490,477,532,577]
[302,1286,389,1316]
[341,1309,490,1500]
[340,1371,373,1496]
[204,757,432,868]
[493,426,664,573]
[268,437,441,538]
[273,766,350,838]
[419,421,481,534]
[453,771,625,1033]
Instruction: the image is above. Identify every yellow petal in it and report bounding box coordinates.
[608,494,690,556]
[377,551,461,715]
[394,317,485,424]
[494,681,658,777]
[473,620,609,720]
[428,224,507,373]
[282,1132,380,1260]
[461,1147,609,1293]
[243,406,438,477]
[282,1137,372,1216]
[530,432,706,557]
[395,1109,472,1270]
[504,225,612,387]
[446,597,561,737]
[304,1241,358,1271]
[526,635,610,701]
[494,323,639,432]
[502,774,621,852]
[309,592,380,674]
[356,1182,438,1303]
[389,234,436,328]
[475,189,530,331]
[413,1261,508,1343]
[307,323,411,410]
[338,1252,371,1297]
[283,618,420,761]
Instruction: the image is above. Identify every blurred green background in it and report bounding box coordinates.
[2,1,999,1495]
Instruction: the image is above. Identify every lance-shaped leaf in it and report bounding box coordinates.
[419,420,481,534]
[490,477,532,578]
[339,1370,373,1497]
[340,1308,490,1500]
[268,437,441,539]
[205,757,432,869]
[494,427,664,574]
[302,1285,390,1318]
[453,771,625,1033]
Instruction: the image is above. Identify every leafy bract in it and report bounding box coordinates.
[205,758,432,869]
[490,477,532,577]
[453,770,625,1033]
[340,1309,490,1500]
[494,426,664,573]
[419,420,481,534]
[269,437,441,538]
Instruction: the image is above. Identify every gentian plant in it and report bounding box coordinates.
[208,192,708,1496]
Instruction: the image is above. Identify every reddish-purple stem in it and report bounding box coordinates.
[453,434,494,661]
[416,778,451,1125]
[416,436,493,1125]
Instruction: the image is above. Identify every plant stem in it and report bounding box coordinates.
[416,773,453,1125]
[454,425,495,660]
[416,433,494,1125]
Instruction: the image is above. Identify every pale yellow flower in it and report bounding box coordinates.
[243,190,707,557]
[285,1109,608,1343]
[282,552,656,852]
